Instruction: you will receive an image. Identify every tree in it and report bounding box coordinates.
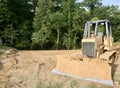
[0,0,35,49]
[0,0,9,36]
[72,7,89,49]
[82,0,102,16]
[109,9,120,42]
[32,25,51,49]
[61,0,76,49]
[32,0,53,49]
[49,12,65,49]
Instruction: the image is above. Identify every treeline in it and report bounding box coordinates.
[0,0,120,50]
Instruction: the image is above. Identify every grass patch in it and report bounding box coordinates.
[0,45,11,50]
[36,81,62,88]
[35,80,114,88]
[114,73,120,82]
[0,51,4,55]
[84,83,113,88]
[66,80,78,88]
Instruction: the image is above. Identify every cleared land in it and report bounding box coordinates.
[0,44,120,88]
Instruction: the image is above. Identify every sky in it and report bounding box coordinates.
[77,0,120,9]
[102,0,120,7]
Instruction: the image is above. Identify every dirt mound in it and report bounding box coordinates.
[5,48,18,55]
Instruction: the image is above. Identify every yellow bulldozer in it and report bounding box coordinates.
[52,20,116,85]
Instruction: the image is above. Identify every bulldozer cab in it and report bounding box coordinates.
[82,20,113,58]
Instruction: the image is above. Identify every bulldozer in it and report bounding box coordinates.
[52,20,116,85]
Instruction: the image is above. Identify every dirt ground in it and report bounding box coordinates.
[0,43,120,88]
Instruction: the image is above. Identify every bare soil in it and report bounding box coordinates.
[0,44,120,88]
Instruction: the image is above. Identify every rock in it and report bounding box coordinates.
[0,59,7,64]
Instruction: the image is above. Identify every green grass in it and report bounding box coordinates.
[0,51,4,55]
[66,80,78,88]
[0,45,12,50]
[35,79,113,88]
[114,73,120,82]
[36,81,62,88]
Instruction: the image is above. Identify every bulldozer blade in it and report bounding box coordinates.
[52,54,113,86]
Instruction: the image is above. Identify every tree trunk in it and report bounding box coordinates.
[73,32,77,49]
[10,22,13,46]
[56,28,60,50]
[67,29,71,50]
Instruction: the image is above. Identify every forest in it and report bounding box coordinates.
[0,0,120,50]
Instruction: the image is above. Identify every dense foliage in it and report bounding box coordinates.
[0,0,120,50]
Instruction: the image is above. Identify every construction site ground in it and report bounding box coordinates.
[0,43,120,88]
